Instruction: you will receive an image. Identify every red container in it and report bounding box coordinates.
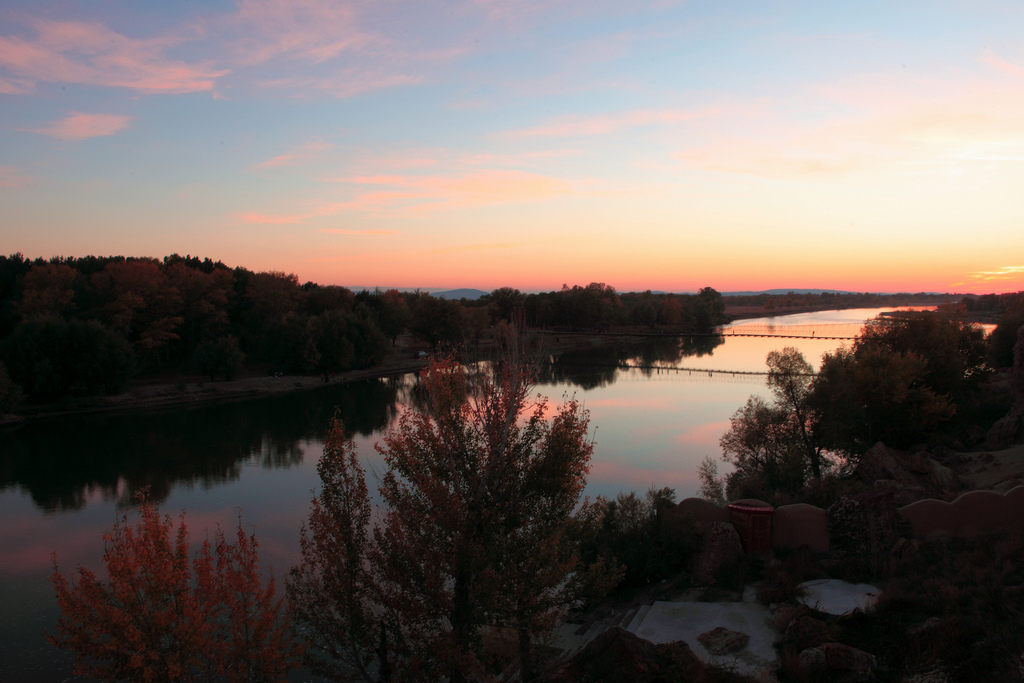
[728,499,774,556]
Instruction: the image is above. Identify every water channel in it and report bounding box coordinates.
[0,307,914,681]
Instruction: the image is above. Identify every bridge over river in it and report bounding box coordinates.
[536,323,861,342]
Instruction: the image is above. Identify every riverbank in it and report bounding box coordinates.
[0,304,917,423]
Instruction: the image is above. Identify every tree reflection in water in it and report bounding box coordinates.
[536,335,724,389]
[0,376,405,512]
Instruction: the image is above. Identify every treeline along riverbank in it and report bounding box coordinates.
[1,252,1017,417]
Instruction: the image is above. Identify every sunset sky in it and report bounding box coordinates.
[3,0,1023,294]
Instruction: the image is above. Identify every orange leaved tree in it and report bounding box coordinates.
[289,355,615,682]
[49,498,302,682]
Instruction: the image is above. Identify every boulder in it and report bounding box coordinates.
[889,537,922,566]
[694,521,744,584]
[798,642,877,679]
[872,479,931,507]
[856,442,920,487]
[697,626,749,655]
[985,411,1022,450]
[538,627,701,683]
[923,458,961,493]
[783,615,830,653]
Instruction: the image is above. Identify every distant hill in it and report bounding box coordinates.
[346,287,488,299]
[432,288,488,300]
[722,289,859,296]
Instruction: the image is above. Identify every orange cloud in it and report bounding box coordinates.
[679,73,1024,179]
[27,112,132,139]
[961,266,1024,289]
[319,228,400,236]
[0,19,225,93]
[246,169,576,220]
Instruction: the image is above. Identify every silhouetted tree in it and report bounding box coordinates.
[289,356,610,682]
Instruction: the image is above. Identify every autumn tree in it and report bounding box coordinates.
[50,497,301,682]
[289,354,611,682]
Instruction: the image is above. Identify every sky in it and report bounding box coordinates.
[2,0,1024,294]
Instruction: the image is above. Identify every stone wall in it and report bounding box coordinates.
[663,486,1024,555]
[898,486,1024,539]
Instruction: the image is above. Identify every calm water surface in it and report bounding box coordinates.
[0,307,906,681]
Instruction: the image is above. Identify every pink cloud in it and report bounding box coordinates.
[0,19,226,93]
[502,105,731,138]
[26,112,132,140]
[979,51,1024,79]
[306,169,575,218]
[0,165,32,188]
[228,0,373,65]
[252,140,334,169]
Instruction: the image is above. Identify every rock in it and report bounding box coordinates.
[907,616,951,640]
[908,452,932,475]
[963,424,988,449]
[930,445,959,466]
[697,626,749,655]
[797,579,880,616]
[538,627,701,683]
[924,459,961,493]
[872,479,931,507]
[798,642,877,678]
[783,615,830,653]
[694,521,744,585]
[856,442,920,487]
[772,603,805,632]
[986,412,1022,450]
[889,537,922,566]
[903,665,951,683]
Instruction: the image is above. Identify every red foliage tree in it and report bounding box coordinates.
[49,498,302,682]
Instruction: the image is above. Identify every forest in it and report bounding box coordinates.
[0,253,731,405]
[2,252,1022,410]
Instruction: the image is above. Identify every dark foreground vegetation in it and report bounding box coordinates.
[707,303,1024,505]
[43,296,1024,681]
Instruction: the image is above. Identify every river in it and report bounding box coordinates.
[0,307,912,681]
